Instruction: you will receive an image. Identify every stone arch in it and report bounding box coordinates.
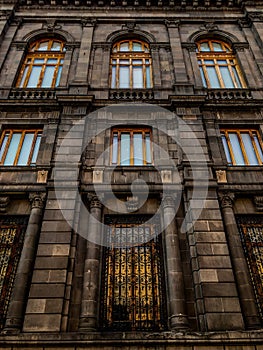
[188,28,240,47]
[106,28,156,45]
[21,28,75,45]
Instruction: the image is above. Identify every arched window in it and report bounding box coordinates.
[110,39,152,89]
[196,39,245,88]
[16,38,65,88]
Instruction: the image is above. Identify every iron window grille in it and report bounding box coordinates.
[0,129,42,166]
[196,39,246,89]
[237,216,263,320]
[100,215,167,331]
[0,216,28,330]
[110,39,153,89]
[220,129,263,166]
[16,38,65,88]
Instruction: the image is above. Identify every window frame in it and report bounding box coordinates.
[111,127,153,166]
[220,128,263,166]
[110,39,153,89]
[16,38,65,89]
[0,129,42,166]
[196,39,246,89]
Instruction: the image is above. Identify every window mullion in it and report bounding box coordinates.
[1,131,12,164]
[225,131,236,165]
[13,131,25,166]
[250,131,262,165]
[214,59,224,88]
[238,131,249,165]
[130,131,134,165]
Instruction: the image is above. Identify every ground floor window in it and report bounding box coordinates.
[100,215,167,331]
[0,216,28,329]
[237,215,263,319]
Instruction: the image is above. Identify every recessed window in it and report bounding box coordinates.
[100,215,167,331]
[196,39,245,88]
[0,129,42,166]
[16,38,65,88]
[237,216,263,320]
[221,129,263,166]
[111,128,152,166]
[110,39,152,89]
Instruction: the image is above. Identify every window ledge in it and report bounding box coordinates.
[206,88,253,101]
[109,89,154,101]
[9,88,56,100]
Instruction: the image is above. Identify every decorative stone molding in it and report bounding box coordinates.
[29,192,46,209]
[248,12,263,22]
[199,21,219,32]
[162,195,175,209]
[125,196,139,212]
[43,21,62,32]
[37,170,48,184]
[206,89,253,101]
[9,88,56,100]
[93,169,103,183]
[181,42,197,52]
[165,19,180,28]
[232,42,249,52]
[109,89,154,101]
[216,170,227,183]
[122,21,136,31]
[254,196,263,211]
[81,18,97,27]
[218,191,234,209]
[161,170,172,184]
[0,196,10,213]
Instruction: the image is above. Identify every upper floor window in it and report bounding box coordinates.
[0,129,42,166]
[16,38,65,88]
[221,129,263,166]
[110,40,152,89]
[111,128,152,166]
[196,39,245,89]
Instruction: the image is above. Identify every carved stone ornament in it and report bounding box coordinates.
[81,18,97,27]
[29,192,46,209]
[122,21,136,32]
[0,196,10,213]
[216,170,227,184]
[165,19,180,28]
[248,12,263,22]
[162,195,175,209]
[87,193,102,209]
[232,42,249,52]
[43,21,62,32]
[218,191,234,209]
[125,196,139,212]
[200,21,219,32]
[254,196,263,211]
[181,42,197,52]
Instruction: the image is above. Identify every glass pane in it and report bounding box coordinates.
[133,66,143,88]
[51,41,61,51]
[241,133,259,165]
[38,41,49,51]
[217,60,228,65]
[27,66,42,87]
[146,66,151,88]
[145,133,151,164]
[111,66,116,88]
[220,66,234,88]
[119,66,130,88]
[41,66,55,87]
[0,134,9,162]
[17,133,34,166]
[19,66,29,88]
[31,134,41,165]
[120,133,130,165]
[232,66,242,88]
[199,67,207,87]
[200,42,210,52]
[229,133,245,165]
[221,134,232,164]
[119,60,129,65]
[46,59,58,65]
[253,134,263,162]
[112,133,118,164]
[204,60,215,65]
[132,42,143,51]
[4,133,21,165]
[119,42,129,51]
[33,59,45,64]
[206,67,220,88]
[133,133,143,165]
[212,42,223,52]
[133,60,143,65]
[55,65,63,87]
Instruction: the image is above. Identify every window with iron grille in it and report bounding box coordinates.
[236,216,263,320]
[220,129,263,166]
[100,215,167,331]
[196,39,246,88]
[0,129,42,166]
[16,38,65,88]
[111,128,152,166]
[0,216,28,329]
[110,39,153,89]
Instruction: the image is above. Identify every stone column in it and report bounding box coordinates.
[4,192,46,332]
[74,19,96,83]
[79,194,102,331]
[219,191,261,329]
[165,20,188,83]
[162,195,189,330]
[183,43,203,88]
[151,44,162,88]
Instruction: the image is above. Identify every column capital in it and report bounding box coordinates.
[81,18,97,27]
[0,196,10,213]
[165,19,180,28]
[87,193,102,209]
[181,42,197,52]
[29,192,46,209]
[162,194,180,209]
[218,191,235,209]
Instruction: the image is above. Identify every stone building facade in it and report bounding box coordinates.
[0,0,263,348]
